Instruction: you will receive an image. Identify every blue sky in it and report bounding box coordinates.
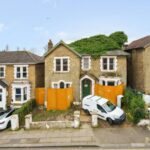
[0,0,150,55]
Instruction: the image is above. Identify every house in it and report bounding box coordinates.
[44,40,129,101]
[126,36,150,94]
[0,51,44,109]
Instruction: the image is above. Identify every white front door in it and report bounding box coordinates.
[0,85,7,110]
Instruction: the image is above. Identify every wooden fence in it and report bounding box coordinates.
[94,84,124,105]
[35,87,73,110]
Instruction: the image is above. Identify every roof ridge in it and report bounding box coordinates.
[25,51,38,63]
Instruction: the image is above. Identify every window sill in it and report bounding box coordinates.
[53,71,70,73]
[12,100,28,104]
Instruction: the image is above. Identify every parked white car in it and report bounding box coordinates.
[82,95,125,124]
[0,108,15,130]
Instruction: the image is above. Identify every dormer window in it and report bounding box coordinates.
[82,56,91,70]
[100,56,117,72]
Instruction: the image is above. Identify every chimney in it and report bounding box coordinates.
[48,39,53,50]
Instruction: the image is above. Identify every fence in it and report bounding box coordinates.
[94,84,124,105]
[35,87,74,110]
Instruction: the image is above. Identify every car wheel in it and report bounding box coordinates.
[107,118,113,125]
[83,109,90,115]
[7,121,11,128]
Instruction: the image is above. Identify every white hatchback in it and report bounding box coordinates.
[82,95,126,124]
[0,108,15,130]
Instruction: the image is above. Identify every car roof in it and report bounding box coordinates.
[85,95,108,105]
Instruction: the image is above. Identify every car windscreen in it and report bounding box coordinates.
[0,109,13,120]
[0,112,9,120]
[102,101,116,112]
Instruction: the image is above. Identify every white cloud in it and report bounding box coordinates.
[42,0,58,8]
[0,23,6,32]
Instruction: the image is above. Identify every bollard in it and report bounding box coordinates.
[25,114,32,129]
[11,114,19,130]
[74,111,80,128]
[91,111,98,127]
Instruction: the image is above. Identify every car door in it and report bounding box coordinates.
[96,104,107,120]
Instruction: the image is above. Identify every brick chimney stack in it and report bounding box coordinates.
[48,39,53,50]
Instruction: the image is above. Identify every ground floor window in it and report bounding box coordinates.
[99,77,121,86]
[52,81,72,89]
[12,84,30,103]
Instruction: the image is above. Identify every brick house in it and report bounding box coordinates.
[0,51,44,109]
[44,40,129,101]
[126,36,150,94]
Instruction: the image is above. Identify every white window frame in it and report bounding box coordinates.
[14,65,28,79]
[81,56,91,70]
[100,56,117,72]
[0,65,6,78]
[53,57,70,72]
[99,76,121,86]
[12,83,30,104]
[52,80,72,88]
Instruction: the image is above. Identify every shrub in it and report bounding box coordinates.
[14,99,36,125]
[133,108,146,124]
[123,88,146,124]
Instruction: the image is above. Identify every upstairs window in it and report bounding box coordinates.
[0,66,5,78]
[101,56,117,72]
[14,65,28,79]
[54,57,69,72]
[82,56,91,70]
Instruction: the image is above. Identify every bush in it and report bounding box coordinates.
[133,108,146,124]
[123,88,146,124]
[14,99,36,125]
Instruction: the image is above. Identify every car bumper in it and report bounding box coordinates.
[113,113,126,124]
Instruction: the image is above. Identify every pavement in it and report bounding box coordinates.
[0,112,150,149]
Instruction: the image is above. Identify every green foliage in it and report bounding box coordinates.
[122,88,146,124]
[109,31,128,48]
[69,31,128,58]
[14,99,36,125]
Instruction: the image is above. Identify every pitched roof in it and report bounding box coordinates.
[101,50,129,56]
[44,40,81,57]
[126,36,150,50]
[0,51,44,64]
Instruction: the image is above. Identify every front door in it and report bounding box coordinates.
[82,79,91,98]
[0,87,6,110]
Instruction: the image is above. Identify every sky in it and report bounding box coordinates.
[0,0,150,56]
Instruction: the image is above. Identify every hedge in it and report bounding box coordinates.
[14,99,36,125]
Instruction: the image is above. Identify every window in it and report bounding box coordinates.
[12,84,30,103]
[14,65,28,79]
[0,66,5,78]
[82,56,91,70]
[54,57,69,72]
[99,77,121,86]
[101,56,117,71]
[97,104,106,113]
[52,81,72,89]
[15,88,21,101]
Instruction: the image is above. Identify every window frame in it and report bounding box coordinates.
[14,65,28,79]
[100,56,117,72]
[0,65,6,78]
[81,56,91,71]
[52,81,72,89]
[99,76,121,86]
[54,57,70,73]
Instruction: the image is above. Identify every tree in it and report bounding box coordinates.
[109,31,128,48]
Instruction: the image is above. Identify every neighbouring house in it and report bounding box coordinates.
[44,40,129,101]
[0,51,44,109]
[126,36,150,94]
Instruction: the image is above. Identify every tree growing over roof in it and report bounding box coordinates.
[109,31,128,48]
[69,31,128,57]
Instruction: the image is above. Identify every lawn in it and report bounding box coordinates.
[32,106,74,122]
